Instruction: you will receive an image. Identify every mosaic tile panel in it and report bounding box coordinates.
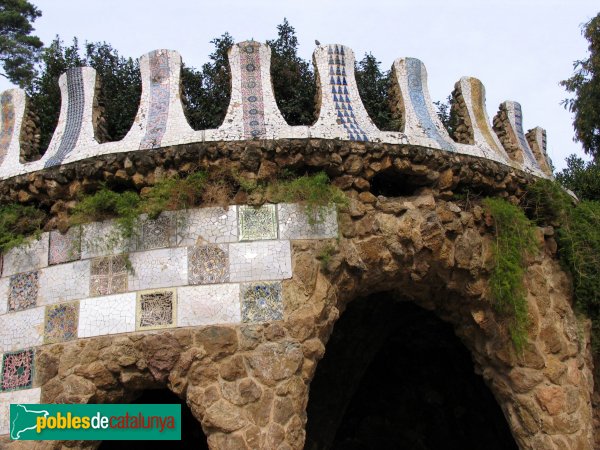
[229,240,292,282]
[137,213,176,250]
[139,50,170,150]
[278,203,338,240]
[128,247,187,291]
[177,284,241,327]
[3,234,49,277]
[238,204,277,241]
[0,388,41,436]
[44,303,78,344]
[78,293,136,338]
[0,307,44,353]
[45,68,85,168]
[241,282,283,323]
[48,227,81,265]
[508,101,539,169]
[327,45,368,142]
[240,42,266,139]
[38,260,90,306]
[469,78,504,155]
[8,271,39,312]
[1,349,34,391]
[81,220,131,259]
[0,91,15,165]
[405,58,454,151]
[188,244,229,285]
[90,255,128,297]
[136,289,176,330]
[176,207,238,245]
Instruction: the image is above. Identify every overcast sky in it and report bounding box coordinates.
[1,0,598,170]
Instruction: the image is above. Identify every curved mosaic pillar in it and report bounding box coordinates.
[206,41,307,141]
[0,89,27,178]
[526,127,553,177]
[390,58,455,151]
[42,68,100,168]
[451,77,510,163]
[309,44,381,142]
[129,50,196,149]
[493,101,541,173]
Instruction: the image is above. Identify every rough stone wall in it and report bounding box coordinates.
[0,138,595,449]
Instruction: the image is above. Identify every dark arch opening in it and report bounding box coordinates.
[98,389,208,450]
[305,294,518,450]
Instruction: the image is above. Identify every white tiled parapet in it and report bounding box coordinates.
[205,41,308,141]
[391,58,456,152]
[527,126,553,177]
[0,89,27,179]
[499,101,543,174]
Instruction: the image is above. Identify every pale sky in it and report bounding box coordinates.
[1,0,598,170]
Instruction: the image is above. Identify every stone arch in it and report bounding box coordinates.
[285,190,595,450]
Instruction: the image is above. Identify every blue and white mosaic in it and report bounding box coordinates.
[139,50,170,150]
[241,282,283,323]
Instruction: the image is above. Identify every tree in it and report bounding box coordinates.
[267,18,315,125]
[433,95,456,136]
[561,13,600,158]
[555,154,600,201]
[355,53,394,130]
[0,0,43,87]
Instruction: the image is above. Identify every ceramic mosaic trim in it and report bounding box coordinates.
[44,303,79,344]
[8,271,39,312]
[48,227,82,265]
[238,204,277,241]
[177,284,240,327]
[90,255,128,297]
[139,50,170,150]
[505,101,540,171]
[2,234,49,278]
[239,42,267,139]
[78,293,136,338]
[188,244,229,285]
[0,91,16,166]
[137,214,176,250]
[277,203,338,240]
[45,68,85,168]
[241,282,283,323]
[1,349,34,392]
[404,58,454,151]
[229,240,292,282]
[327,45,368,142]
[176,206,238,245]
[0,307,44,353]
[467,77,506,157]
[136,289,176,330]
[526,127,552,176]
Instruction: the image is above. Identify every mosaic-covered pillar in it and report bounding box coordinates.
[451,77,511,164]
[493,101,542,174]
[526,126,553,177]
[309,44,382,142]
[121,49,196,151]
[40,68,101,168]
[0,89,27,178]
[206,41,307,141]
[390,58,455,151]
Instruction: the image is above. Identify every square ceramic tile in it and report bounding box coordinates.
[241,282,283,323]
[8,271,39,312]
[229,241,292,282]
[136,289,176,331]
[48,227,81,265]
[137,214,176,251]
[177,284,240,327]
[1,349,34,391]
[44,303,79,344]
[90,255,128,297]
[278,203,338,239]
[0,307,44,353]
[188,244,229,285]
[2,235,49,277]
[176,207,238,245]
[78,293,136,338]
[238,204,277,241]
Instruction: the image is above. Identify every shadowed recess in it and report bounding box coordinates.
[305,295,518,450]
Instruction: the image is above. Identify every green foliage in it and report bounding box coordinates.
[483,197,538,351]
[141,171,207,218]
[70,187,141,238]
[270,172,347,224]
[27,37,141,151]
[0,0,43,86]
[355,53,395,130]
[0,203,44,252]
[561,12,600,157]
[526,178,573,225]
[267,18,316,126]
[555,154,600,201]
[433,95,458,136]
[317,242,337,271]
